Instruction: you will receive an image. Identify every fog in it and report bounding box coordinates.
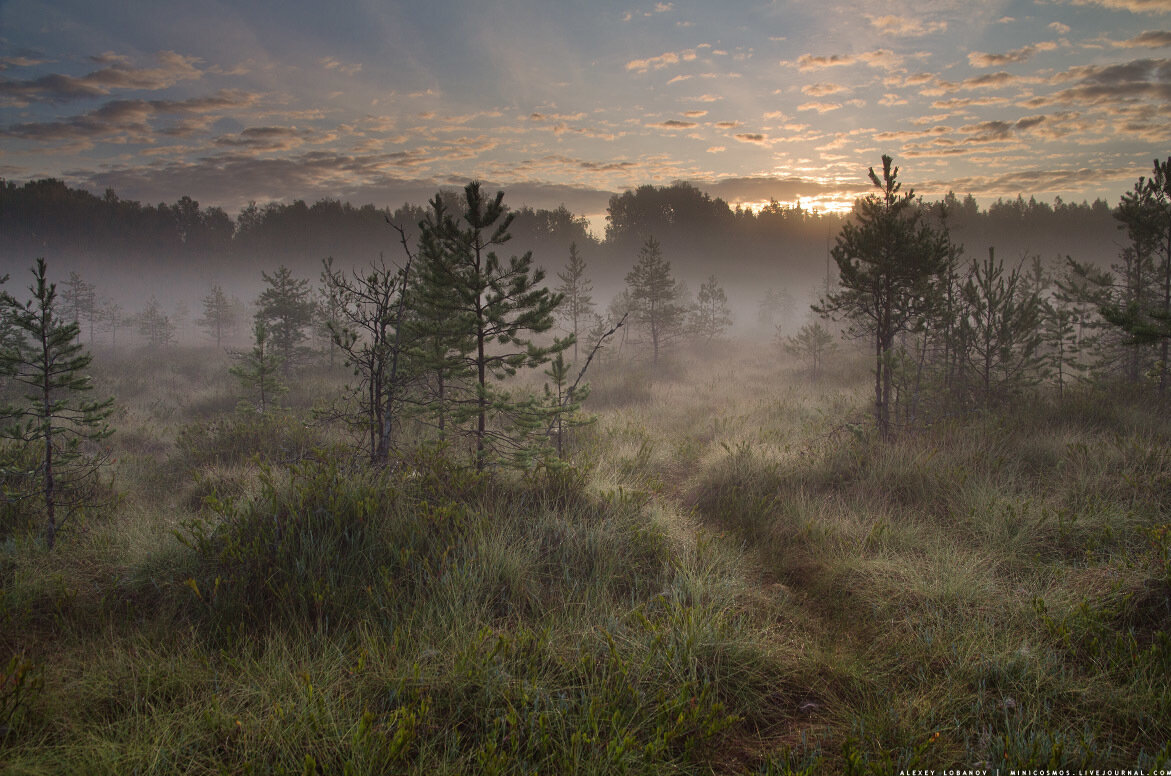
[0,178,1122,352]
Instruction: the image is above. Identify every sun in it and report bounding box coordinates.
[730,195,856,216]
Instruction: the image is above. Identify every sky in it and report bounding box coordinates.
[1,0,1169,233]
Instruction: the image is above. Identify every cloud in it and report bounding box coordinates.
[906,72,938,85]
[794,49,908,72]
[968,42,1058,67]
[734,132,768,142]
[797,101,842,113]
[873,125,953,142]
[214,126,315,152]
[0,51,202,106]
[920,71,1035,95]
[319,57,362,76]
[626,47,699,72]
[930,95,1012,108]
[1058,0,1171,13]
[879,93,909,106]
[648,119,698,128]
[1025,56,1171,106]
[794,53,853,70]
[866,15,948,36]
[683,109,708,117]
[1,90,259,145]
[528,111,588,122]
[801,82,849,96]
[922,166,1140,197]
[0,55,53,69]
[1050,22,1072,34]
[434,110,503,124]
[715,120,741,128]
[1112,30,1171,46]
[706,145,725,152]
[895,112,1096,157]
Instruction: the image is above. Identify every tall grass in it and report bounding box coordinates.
[2,341,1169,772]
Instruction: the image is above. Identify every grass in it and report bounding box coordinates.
[1,339,1169,772]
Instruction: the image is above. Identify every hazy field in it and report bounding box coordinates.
[2,338,1169,773]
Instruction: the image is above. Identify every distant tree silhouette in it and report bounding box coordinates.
[197,284,237,349]
[625,236,688,365]
[689,275,733,343]
[136,298,175,349]
[61,272,97,345]
[556,242,595,363]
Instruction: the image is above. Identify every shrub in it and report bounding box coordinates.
[179,460,394,635]
[178,455,487,638]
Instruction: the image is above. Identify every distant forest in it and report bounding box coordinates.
[0,176,1122,315]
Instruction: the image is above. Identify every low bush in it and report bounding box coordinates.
[179,460,415,635]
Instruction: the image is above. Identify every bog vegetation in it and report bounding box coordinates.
[1,159,1169,773]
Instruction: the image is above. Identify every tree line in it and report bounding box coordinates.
[0,176,1122,298]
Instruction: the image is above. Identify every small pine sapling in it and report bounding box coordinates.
[0,259,114,549]
[229,320,286,414]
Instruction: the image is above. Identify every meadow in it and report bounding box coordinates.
[1,338,1169,774]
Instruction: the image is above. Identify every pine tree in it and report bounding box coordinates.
[196,284,237,349]
[411,181,570,469]
[1098,159,1171,392]
[0,259,113,549]
[405,195,476,439]
[758,288,795,334]
[60,272,96,344]
[625,236,687,365]
[556,242,595,363]
[136,297,175,349]
[255,265,314,376]
[543,351,591,460]
[782,320,837,379]
[689,275,733,343]
[957,248,1044,408]
[1069,160,1171,390]
[100,301,125,352]
[1042,294,1078,395]
[814,156,950,436]
[229,321,285,414]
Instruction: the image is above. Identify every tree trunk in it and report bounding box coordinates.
[40,311,56,549]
